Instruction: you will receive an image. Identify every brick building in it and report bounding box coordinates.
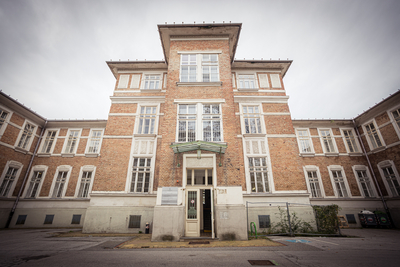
[1,23,399,240]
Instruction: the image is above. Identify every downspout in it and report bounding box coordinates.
[352,119,391,217]
[5,120,47,228]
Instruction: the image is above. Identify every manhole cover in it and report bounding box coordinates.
[248,260,275,265]
[188,241,210,244]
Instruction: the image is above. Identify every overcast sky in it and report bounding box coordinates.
[0,0,399,120]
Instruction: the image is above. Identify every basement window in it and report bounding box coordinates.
[71,214,81,224]
[16,215,27,225]
[44,215,54,224]
[346,214,357,224]
[129,215,141,228]
[258,215,270,228]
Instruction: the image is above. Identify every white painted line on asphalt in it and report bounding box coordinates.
[306,238,339,246]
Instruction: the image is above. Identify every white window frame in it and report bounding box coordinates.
[49,165,72,198]
[176,103,224,142]
[117,74,130,88]
[241,104,264,135]
[388,105,400,140]
[352,165,377,198]
[303,166,325,198]
[38,129,59,154]
[85,129,104,155]
[179,53,220,83]
[378,160,400,197]
[296,128,315,155]
[318,129,338,154]
[15,120,37,151]
[0,161,23,198]
[237,74,258,90]
[62,129,82,155]
[0,104,12,138]
[340,128,360,154]
[22,165,48,198]
[247,156,270,193]
[362,120,385,151]
[141,74,162,90]
[130,158,152,193]
[74,165,96,198]
[135,104,160,135]
[328,165,352,198]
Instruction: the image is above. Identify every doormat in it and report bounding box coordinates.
[248,260,275,265]
[188,241,210,244]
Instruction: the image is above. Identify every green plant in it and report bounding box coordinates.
[312,204,340,234]
[138,231,142,234]
[271,207,314,234]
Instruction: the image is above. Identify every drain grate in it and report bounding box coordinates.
[248,260,275,265]
[188,241,210,245]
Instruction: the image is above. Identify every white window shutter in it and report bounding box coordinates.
[130,74,141,89]
[232,73,236,88]
[258,74,269,88]
[163,74,167,89]
[117,75,129,88]
[270,74,282,88]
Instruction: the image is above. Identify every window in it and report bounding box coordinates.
[87,130,102,153]
[117,74,130,88]
[177,103,223,142]
[40,130,57,153]
[16,215,27,225]
[319,129,337,153]
[303,166,325,198]
[258,215,270,228]
[364,121,383,150]
[238,75,256,89]
[296,129,313,153]
[378,161,400,197]
[131,158,151,193]
[202,104,221,142]
[342,129,359,153]
[17,122,35,150]
[180,54,197,82]
[180,54,219,82]
[187,169,212,186]
[328,166,351,198]
[138,107,157,134]
[64,130,80,153]
[0,161,22,197]
[0,108,9,135]
[25,169,45,198]
[77,170,93,198]
[143,74,161,89]
[392,108,400,130]
[354,168,375,197]
[50,166,71,198]
[44,215,54,224]
[202,54,218,82]
[307,171,322,198]
[71,214,81,224]
[346,214,357,224]
[248,157,269,193]
[129,215,141,228]
[243,106,262,134]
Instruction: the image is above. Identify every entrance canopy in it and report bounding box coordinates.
[170,141,227,154]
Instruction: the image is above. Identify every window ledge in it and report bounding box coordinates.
[243,133,266,137]
[370,146,386,153]
[348,152,364,156]
[177,82,222,87]
[237,88,259,92]
[140,89,162,92]
[85,153,99,158]
[14,147,29,154]
[324,152,339,157]
[61,153,75,158]
[37,153,51,157]
[299,152,315,157]
[133,134,157,138]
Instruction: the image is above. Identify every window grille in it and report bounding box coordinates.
[44,215,54,224]
[202,104,221,142]
[178,104,196,142]
[129,215,141,228]
[71,214,81,224]
[346,214,357,224]
[258,215,270,228]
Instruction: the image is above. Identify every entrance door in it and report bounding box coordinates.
[185,189,200,237]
